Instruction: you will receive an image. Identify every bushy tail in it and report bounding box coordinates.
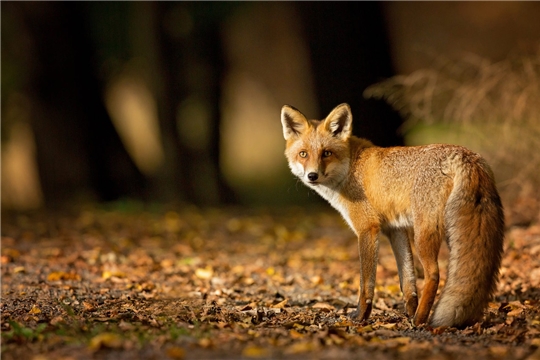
[430,156,505,328]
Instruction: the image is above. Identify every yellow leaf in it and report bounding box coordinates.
[29,305,41,314]
[13,266,25,273]
[198,338,212,348]
[385,284,401,294]
[381,323,397,329]
[241,345,270,358]
[266,267,275,276]
[289,329,304,339]
[102,270,126,280]
[195,267,213,280]
[356,325,374,333]
[284,341,316,354]
[272,299,288,309]
[503,301,524,311]
[166,346,186,359]
[89,333,123,351]
[47,271,81,281]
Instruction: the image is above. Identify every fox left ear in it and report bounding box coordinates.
[324,103,352,140]
[281,105,309,140]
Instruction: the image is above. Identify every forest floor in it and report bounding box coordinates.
[1,204,540,360]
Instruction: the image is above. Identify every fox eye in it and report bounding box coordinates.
[323,150,332,157]
[299,151,308,158]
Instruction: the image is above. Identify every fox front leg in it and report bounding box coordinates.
[349,228,379,321]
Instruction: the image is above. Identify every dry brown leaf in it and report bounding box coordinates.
[82,301,96,312]
[166,346,186,359]
[50,316,64,325]
[272,299,288,309]
[356,325,374,333]
[312,302,335,311]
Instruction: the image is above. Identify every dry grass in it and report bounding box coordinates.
[364,49,540,225]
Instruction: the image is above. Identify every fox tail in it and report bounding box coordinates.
[429,155,505,328]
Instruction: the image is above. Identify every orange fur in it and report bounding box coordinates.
[281,103,504,328]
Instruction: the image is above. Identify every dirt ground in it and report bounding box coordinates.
[1,205,540,359]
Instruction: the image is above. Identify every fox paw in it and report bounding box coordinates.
[348,300,372,321]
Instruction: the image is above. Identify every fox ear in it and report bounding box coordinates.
[323,103,352,140]
[281,105,309,140]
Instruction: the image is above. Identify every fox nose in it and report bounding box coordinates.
[307,172,319,182]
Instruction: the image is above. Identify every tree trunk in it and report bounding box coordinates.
[297,2,404,147]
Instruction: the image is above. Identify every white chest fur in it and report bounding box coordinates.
[311,185,356,234]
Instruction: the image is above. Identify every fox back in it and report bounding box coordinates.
[281,103,504,328]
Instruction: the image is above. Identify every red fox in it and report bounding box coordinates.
[281,103,504,328]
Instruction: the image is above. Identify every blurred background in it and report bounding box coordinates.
[2,2,540,225]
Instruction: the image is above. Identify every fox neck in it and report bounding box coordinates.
[311,179,357,233]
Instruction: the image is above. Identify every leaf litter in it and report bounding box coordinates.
[1,206,539,359]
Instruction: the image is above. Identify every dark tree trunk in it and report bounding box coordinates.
[154,2,236,205]
[297,2,404,147]
[16,2,147,207]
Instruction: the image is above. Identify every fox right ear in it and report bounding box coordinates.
[281,105,309,140]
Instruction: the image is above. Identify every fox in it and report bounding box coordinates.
[281,103,505,328]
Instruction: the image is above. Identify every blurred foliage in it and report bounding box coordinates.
[364,49,540,224]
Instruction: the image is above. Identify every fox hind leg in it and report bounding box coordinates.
[412,227,442,326]
[386,227,418,317]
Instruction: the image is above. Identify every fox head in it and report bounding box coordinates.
[281,103,352,189]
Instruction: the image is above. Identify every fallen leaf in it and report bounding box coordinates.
[102,270,126,280]
[195,267,214,280]
[312,302,335,311]
[241,345,270,358]
[272,299,288,309]
[507,307,523,317]
[48,271,81,281]
[289,329,304,339]
[82,301,96,312]
[284,341,317,354]
[198,338,212,348]
[356,325,374,333]
[50,316,64,325]
[28,305,41,315]
[89,333,123,351]
[334,320,353,327]
[166,346,186,359]
[13,266,26,273]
